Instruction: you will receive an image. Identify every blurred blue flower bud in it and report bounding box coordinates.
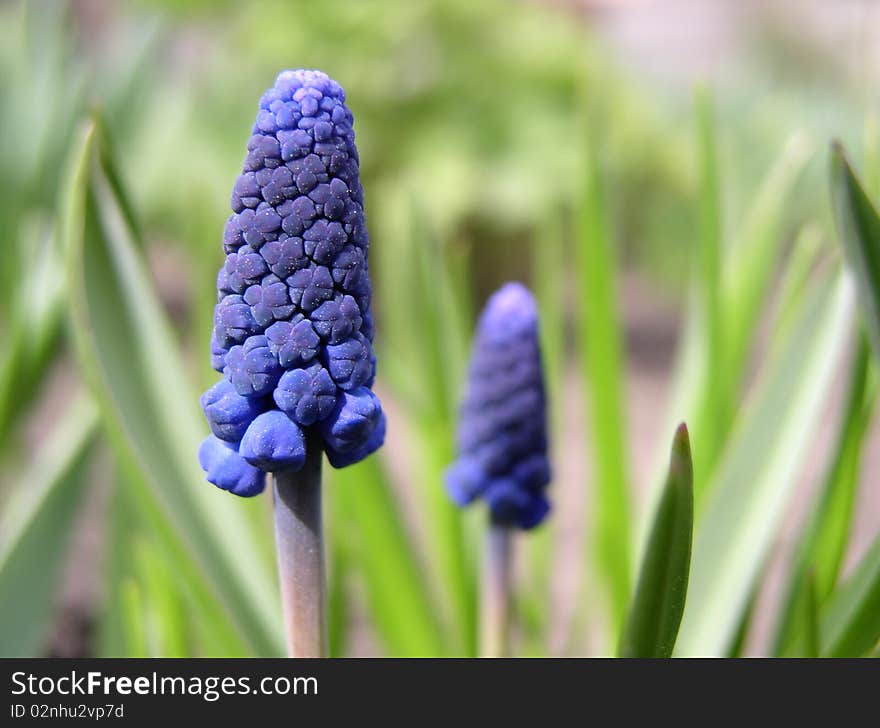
[445,283,551,529]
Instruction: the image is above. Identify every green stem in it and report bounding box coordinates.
[272,435,327,658]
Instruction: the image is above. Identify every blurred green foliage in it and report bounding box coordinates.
[0,0,879,657]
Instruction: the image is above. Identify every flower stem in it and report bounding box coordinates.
[272,433,327,657]
[480,523,513,657]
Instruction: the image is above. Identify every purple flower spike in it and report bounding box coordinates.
[445,283,551,529]
[198,436,266,497]
[200,70,384,495]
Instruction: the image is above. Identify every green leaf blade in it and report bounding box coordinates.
[691,89,726,494]
[820,535,880,657]
[575,126,631,636]
[0,395,97,657]
[619,424,694,658]
[330,456,446,656]
[675,272,854,656]
[771,335,875,655]
[830,141,880,359]
[61,118,283,656]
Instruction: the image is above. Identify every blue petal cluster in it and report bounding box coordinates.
[446,283,551,528]
[199,70,384,497]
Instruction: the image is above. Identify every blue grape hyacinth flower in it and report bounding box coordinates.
[199,70,385,496]
[446,282,551,529]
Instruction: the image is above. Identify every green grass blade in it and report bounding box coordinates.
[327,542,349,658]
[619,424,693,658]
[411,201,473,421]
[803,571,821,658]
[526,207,566,644]
[820,534,880,657]
[864,112,880,202]
[769,224,825,338]
[135,538,189,658]
[575,126,631,635]
[771,335,875,655]
[534,206,567,428]
[690,89,726,492]
[641,150,807,552]
[372,192,475,653]
[675,272,854,656]
[724,584,760,657]
[409,203,475,654]
[830,141,880,360]
[808,364,876,600]
[636,282,701,565]
[61,118,283,655]
[96,464,131,658]
[120,579,149,658]
[0,230,64,450]
[329,455,446,656]
[0,394,97,656]
[721,133,813,391]
[99,461,250,657]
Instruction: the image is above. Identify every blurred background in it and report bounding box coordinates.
[1,0,878,657]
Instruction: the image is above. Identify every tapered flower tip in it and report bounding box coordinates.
[199,68,384,494]
[479,282,539,343]
[198,436,266,497]
[239,410,307,472]
[446,282,551,529]
[273,69,345,101]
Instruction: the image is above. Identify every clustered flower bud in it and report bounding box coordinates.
[445,283,551,528]
[199,70,384,497]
